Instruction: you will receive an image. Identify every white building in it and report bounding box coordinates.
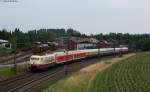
[70,37,99,50]
[0,39,11,49]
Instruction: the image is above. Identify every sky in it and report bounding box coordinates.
[0,0,150,34]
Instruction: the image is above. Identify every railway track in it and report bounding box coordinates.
[0,73,32,85]
[0,67,63,92]
[0,56,114,92]
[0,52,32,65]
[7,68,63,92]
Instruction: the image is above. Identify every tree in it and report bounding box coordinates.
[37,29,56,42]
[67,28,81,37]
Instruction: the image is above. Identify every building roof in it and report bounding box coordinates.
[47,42,59,46]
[70,37,99,44]
[0,39,8,43]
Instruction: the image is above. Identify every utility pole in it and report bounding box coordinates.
[64,65,68,75]
[13,50,17,74]
[113,43,116,57]
[10,34,18,74]
[98,41,101,60]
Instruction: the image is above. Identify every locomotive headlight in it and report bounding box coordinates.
[32,61,35,64]
[30,61,34,65]
[41,58,43,61]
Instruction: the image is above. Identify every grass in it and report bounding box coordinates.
[44,53,136,92]
[0,64,29,80]
[91,52,150,92]
[0,67,14,79]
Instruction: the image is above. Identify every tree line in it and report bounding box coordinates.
[0,28,150,51]
[0,28,81,49]
[92,33,150,51]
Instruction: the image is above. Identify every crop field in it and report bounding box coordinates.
[91,52,150,92]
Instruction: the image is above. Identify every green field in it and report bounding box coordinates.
[45,52,150,92]
[91,52,150,92]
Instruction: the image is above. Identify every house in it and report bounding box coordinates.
[55,37,68,49]
[56,37,99,51]
[99,40,109,48]
[69,37,99,50]
[99,40,119,48]
[0,39,11,49]
[56,37,120,51]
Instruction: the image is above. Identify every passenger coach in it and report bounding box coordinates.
[29,47,128,70]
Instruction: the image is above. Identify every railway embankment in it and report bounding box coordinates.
[44,53,135,92]
[0,63,29,80]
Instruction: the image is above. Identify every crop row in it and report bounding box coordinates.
[91,52,150,92]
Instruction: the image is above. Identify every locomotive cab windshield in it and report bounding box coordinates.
[30,57,40,61]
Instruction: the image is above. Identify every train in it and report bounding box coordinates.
[29,47,128,71]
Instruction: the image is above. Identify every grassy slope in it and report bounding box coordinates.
[0,64,29,80]
[44,53,135,92]
[91,52,150,92]
[0,67,14,79]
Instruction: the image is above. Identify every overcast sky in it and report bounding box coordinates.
[0,0,150,34]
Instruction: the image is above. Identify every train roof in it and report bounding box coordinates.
[31,47,128,57]
[31,54,54,58]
